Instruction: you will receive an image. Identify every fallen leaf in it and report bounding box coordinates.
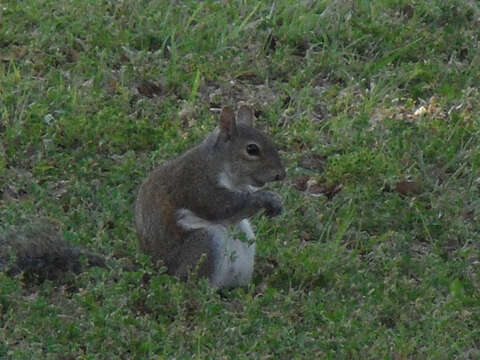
[293,176,342,199]
[307,180,342,199]
[414,106,427,116]
[293,175,310,191]
[137,80,163,98]
[395,180,422,196]
[12,46,28,59]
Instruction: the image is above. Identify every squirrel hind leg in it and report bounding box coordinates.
[167,229,217,282]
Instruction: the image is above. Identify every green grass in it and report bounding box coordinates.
[1,0,479,358]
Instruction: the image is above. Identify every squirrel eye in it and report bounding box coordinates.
[246,143,260,156]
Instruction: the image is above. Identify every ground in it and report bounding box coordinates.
[0,0,479,358]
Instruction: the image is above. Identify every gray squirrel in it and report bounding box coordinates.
[1,105,285,287]
[135,105,285,287]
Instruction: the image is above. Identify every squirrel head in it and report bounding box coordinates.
[213,105,286,192]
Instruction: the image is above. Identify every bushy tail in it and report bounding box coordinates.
[0,223,106,281]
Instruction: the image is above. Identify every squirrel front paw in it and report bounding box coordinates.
[259,191,283,218]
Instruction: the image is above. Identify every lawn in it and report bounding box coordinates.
[1,0,479,358]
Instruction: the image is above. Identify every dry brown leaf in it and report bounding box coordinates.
[293,175,310,191]
[137,80,163,98]
[394,180,422,196]
[293,176,342,199]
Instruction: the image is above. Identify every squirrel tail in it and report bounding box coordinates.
[0,223,106,281]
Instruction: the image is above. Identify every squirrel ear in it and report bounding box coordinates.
[219,106,236,140]
[236,105,255,127]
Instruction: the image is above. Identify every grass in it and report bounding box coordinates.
[1,0,479,358]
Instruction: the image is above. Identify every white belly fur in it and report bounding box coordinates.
[177,209,256,287]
